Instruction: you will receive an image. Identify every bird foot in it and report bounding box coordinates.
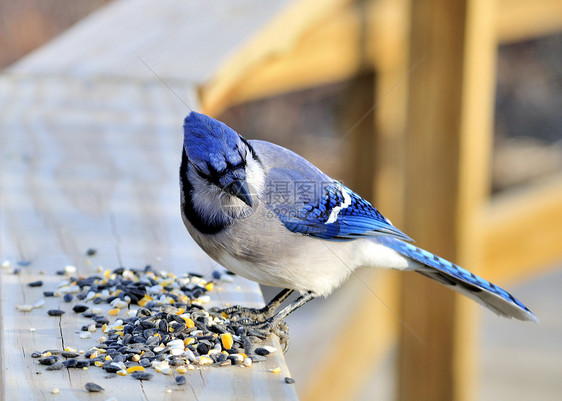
[218,305,272,321]
[235,316,290,353]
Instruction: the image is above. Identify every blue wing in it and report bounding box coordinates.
[264,175,412,242]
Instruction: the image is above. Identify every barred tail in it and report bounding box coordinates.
[378,237,538,322]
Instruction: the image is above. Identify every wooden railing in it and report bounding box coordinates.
[198,0,562,400]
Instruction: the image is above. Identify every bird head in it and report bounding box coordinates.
[181,112,263,231]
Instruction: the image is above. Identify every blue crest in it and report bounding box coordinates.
[183,111,246,181]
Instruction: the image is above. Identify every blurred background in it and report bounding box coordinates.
[1,0,560,400]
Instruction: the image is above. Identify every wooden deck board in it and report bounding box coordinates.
[0,75,296,400]
[0,2,300,398]
[9,0,292,83]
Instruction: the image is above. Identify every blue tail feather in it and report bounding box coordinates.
[378,237,537,322]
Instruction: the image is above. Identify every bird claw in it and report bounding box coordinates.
[271,320,290,353]
[235,316,290,353]
[218,305,271,321]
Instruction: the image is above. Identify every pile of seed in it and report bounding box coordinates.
[26,266,280,382]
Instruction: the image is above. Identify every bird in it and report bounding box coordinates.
[179,110,537,330]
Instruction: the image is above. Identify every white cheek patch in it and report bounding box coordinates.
[326,185,351,224]
[188,169,222,216]
[244,154,265,197]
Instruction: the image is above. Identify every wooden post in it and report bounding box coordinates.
[397,0,496,400]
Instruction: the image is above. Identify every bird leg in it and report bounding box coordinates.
[219,288,294,321]
[237,291,316,330]
[236,291,316,352]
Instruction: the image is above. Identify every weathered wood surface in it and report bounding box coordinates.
[0,0,299,399]
[10,0,292,83]
[396,0,496,399]
[0,75,296,400]
[198,0,562,116]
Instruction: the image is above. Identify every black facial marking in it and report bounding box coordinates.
[240,137,261,165]
[180,150,228,234]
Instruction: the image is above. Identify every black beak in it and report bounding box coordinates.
[224,180,253,207]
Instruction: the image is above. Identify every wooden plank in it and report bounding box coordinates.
[10,0,291,83]
[496,0,562,43]
[397,0,497,399]
[300,72,402,401]
[0,76,297,400]
[454,0,498,399]
[481,174,562,283]
[200,0,354,116]
[199,0,562,116]
[200,0,408,116]
[301,270,400,401]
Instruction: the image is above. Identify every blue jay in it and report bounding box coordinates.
[180,111,537,329]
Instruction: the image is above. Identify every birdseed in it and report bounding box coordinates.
[132,371,153,381]
[38,356,58,365]
[26,264,283,388]
[85,382,104,392]
[254,347,270,356]
[72,304,89,313]
[46,362,64,371]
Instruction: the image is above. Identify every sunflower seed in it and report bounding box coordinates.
[84,382,104,392]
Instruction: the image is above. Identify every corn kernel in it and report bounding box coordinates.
[205,282,214,291]
[220,333,233,350]
[198,356,213,366]
[184,318,195,328]
[117,370,128,376]
[270,367,281,373]
[108,308,119,316]
[126,366,145,373]
[138,295,152,307]
[176,366,187,374]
